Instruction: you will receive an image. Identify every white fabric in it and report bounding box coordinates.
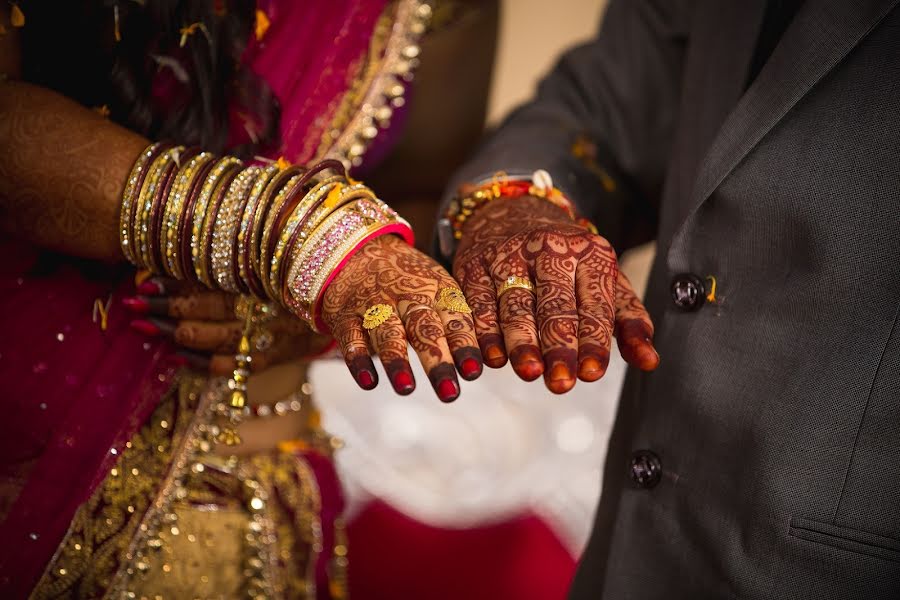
[311,351,623,556]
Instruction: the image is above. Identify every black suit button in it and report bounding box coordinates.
[630,450,662,489]
[671,274,705,311]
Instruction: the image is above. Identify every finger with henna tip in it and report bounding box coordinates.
[534,261,579,394]
[331,316,379,390]
[457,259,506,368]
[613,272,659,371]
[496,280,543,382]
[403,306,460,402]
[574,258,616,382]
[172,320,243,353]
[166,291,236,321]
[369,312,417,396]
[436,304,482,381]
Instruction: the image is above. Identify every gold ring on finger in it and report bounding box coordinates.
[362,303,395,330]
[435,287,472,314]
[497,275,535,298]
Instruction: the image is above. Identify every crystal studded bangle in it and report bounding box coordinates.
[273,176,347,301]
[196,162,242,287]
[211,165,262,293]
[285,195,413,331]
[120,142,170,263]
[188,157,243,284]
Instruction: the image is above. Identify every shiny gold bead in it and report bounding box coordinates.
[229,389,246,409]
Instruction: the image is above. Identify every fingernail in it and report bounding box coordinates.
[171,355,189,367]
[510,345,543,381]
[130,319,160,336]
[484,345,505,362]
[579,357,602,375]
[136,280,164,295]
[437,378,460,403]
[122,296,150,314]
[460,358,481,379]
[550,362,573,383]
[392,371,415,395]
[357,369,376,390]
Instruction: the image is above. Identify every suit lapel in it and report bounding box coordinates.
[687,0,900,214]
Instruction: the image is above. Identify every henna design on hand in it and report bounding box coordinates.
[322,235,482,400]
[455,196,647,393]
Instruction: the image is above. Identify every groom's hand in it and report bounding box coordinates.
[453,196,658,394]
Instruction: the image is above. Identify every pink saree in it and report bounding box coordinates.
[0,0,423,595]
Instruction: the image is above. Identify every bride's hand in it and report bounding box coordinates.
[454,196,659,395]
[322,234,483,402]
[122,279,333,374]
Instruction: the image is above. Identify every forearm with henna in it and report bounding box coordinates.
[0,81,148,260]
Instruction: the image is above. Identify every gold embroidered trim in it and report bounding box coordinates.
[315,0,432,169]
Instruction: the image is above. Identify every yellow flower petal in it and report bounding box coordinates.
[10,3,25,27]
[254,9,270,41]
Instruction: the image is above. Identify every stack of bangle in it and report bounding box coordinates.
[440,169,599,245]
[120,143,414,334]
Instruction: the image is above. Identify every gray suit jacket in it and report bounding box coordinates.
[442,1,900,597]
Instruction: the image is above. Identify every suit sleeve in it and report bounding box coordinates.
[437,0,692,259]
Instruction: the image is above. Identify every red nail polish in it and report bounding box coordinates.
[437,378,459,402]
[171,355,189,367]
[357,370,375,389]
[136,280,164,295]
[460,358,481,379]
[130,319,160,336]
[122,296,150,314]
[393,371,415,394]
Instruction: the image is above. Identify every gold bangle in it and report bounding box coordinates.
[134,146,183,269]
[248,167,302,298]
[258,172,305,299]
[237,165,281,296]
[162,152,215,279]
[269,176,345,301]
[190,157,242,285]
[120,143,165,263]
